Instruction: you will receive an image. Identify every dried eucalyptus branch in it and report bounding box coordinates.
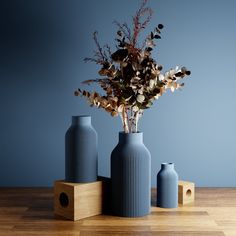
[75,0,191,133]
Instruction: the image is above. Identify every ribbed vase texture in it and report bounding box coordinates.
[111,132,151,217]
[156,163,178,208]
[65,115,98,183]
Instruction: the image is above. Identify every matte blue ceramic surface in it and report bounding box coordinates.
[157,163,178,208]
[111,132,151,217]
[65,116,98,183]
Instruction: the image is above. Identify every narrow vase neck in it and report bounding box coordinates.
[161,163,175,170]
[118,132,143,144]
[72,116,91,126]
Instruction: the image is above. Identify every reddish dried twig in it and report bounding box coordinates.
[113,21,132,42]
[93,31,105,61]
[132,0,153,46]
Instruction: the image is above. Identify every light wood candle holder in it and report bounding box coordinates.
[178,180,195,205]
[54,180,103,221]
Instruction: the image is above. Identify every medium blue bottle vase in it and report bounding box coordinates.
[65,115,98,183]
[156,163,178,208]
[111,132,151,217]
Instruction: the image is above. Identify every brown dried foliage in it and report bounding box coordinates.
[75,0,191,133]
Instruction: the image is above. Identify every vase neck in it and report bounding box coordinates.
[118,132,143,144]
[161,163,175,170]
[72,116,91,126]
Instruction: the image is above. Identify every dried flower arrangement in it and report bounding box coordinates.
[75,0,191,133]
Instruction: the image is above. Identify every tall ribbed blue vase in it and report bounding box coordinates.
[65,115,98,183]
[111,132,151,217]
[156,163,178,208]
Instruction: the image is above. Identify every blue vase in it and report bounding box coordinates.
[156,163,178,208]
[111,132,151,217]
[65,116,98,183]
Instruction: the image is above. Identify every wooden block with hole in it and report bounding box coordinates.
[178,180,195,205]
[54,180,103,221]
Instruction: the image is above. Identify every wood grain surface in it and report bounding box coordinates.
[54,180,103,220]
[0,188,235,236]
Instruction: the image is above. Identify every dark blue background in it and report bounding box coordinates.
[1,0,235,186]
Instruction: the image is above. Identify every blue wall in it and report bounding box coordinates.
[1,0,236,187]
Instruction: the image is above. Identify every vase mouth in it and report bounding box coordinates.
[72,115,91,125]
[119,131,143,134]
[162,162,174,165]
[161,163,175,169]
[72,115,91,118]
[118,131,143,143]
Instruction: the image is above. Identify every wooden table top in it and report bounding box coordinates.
[0,187,235,236]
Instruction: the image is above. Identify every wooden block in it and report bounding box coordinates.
[178,180,195,205]
[54,180,103,221]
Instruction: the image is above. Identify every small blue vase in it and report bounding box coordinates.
[111,132,151,217]
[156,163,178,208]
[65,115,98,183]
